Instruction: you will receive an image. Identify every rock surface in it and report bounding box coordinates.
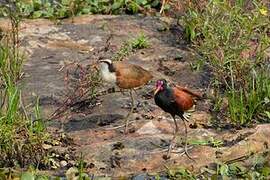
[0,15,269,177]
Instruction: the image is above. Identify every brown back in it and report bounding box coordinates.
[172,87,194,111]
[114,62,153,89]
[175,85,202,99]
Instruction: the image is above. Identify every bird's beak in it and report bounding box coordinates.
[154,85,162,95]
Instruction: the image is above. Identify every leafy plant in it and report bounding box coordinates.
[189,137,223,147]
[130,33,149,49]
[182,0,270,125]
[0,5,23,84]
[227,68,270,125]
[0,4,48,168]
[112,33,150,61]
[0,0,163,19]
[165,166,196,180]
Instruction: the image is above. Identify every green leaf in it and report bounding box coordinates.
[151,0,160,7]
[21,172,35,180]
[82,8,91,14]
[111,1,124,11]
[56,7,68,18]
[127,1,139,14]
[33,0,42,10]
[265,111,270,119]
[32,10,43,18]
[219,164,229,176]
[36,175,49,180]
[18,2,34,16]
[136,0,148,6]
[43,6,54,18]
[262,167,270,177]
[163,4,170,11]
[61,0,71,6]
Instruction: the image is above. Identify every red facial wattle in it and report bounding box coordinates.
[154,83,163,95]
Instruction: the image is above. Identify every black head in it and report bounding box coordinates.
[154,79,168,95]
[100,59,112,65]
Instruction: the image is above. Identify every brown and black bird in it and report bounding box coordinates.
[154,79,202,159]
[99,59,153,133]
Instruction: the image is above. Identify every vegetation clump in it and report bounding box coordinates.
[182,0,270,125]
[0,5,48,168]
[0,0,163,19]
[112,33,150,61]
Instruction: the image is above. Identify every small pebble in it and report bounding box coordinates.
[42,144,52,150]
[60,160,68,167]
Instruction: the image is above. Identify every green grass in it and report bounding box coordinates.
[164,166,196,180]
[181,0,270,125]
[0,63,47,168]
[0,9,22,84]
[112,33,150,61]
[0,9,48,168]
[227,69,270,125]
[189,137,223,148]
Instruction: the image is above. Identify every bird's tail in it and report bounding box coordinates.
[175,85,202,99]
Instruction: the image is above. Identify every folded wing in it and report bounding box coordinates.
[114,62,153,89]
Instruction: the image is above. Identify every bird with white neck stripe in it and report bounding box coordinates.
[98,59,153,133]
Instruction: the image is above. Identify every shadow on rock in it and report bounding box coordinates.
[64,114,124,132]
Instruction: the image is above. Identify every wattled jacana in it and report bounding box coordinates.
[154,79,202,159]
[99,59,153,133]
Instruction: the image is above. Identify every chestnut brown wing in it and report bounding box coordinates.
[175,85,202,99]
[172,87,194,111]
[114,62,153,89]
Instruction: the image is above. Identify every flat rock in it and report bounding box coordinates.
[136,121,161,135]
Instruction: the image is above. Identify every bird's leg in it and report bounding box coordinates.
[182,118,195,161]
[107,87,116,93]
[119,88,125,95]
[133,88,152,115]
[124,89,135,133]
[166,116,179,159]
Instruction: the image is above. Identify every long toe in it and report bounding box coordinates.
[183,112,191,122]
[164,138,177,159]
[184,144,195,161]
